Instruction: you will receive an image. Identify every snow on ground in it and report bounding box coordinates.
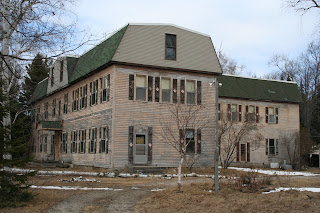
[30,185,123,191]
[228,167,320,177]
[263,187,320,194]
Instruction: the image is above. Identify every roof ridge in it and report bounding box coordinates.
[222,74,297,84]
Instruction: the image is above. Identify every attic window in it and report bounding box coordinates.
[165,34,176,60]
[60,61,63,82]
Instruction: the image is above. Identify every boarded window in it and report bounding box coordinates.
[136,75,146,101]
[186,80,195,104]
[165,34,176,60]
[161,78,171,102]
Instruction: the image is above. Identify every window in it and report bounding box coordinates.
[63,94,68,114]
[62,133,67,153]
[72,88,79,111]
[186,80,196,104]
[266,107,278,124]
[51,67,54,87]
[37,106,40,122]
[100,127,108,153]
[71,131,77,153]
[231,104,238,121]
[165,34,176,60]
[269,107,275,123]
[52,99,56,117]
[186,129,195,154]
[80,85,87,109]
[89,128,97,153]
[60,60,63,82]
[90,80,98,105]
[101,75,110,102]
[80,129,86,153]
[58,100,61,116]
[240,144,246,161]
[161,78,171,102]
[136,75,146,101]
[51,135,55,154]
[44,102,48,119]
[266,139,279,155]
[44,136,47,153]
[248,105,255,122]
[39,137,43,152]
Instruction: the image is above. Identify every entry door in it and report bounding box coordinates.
[134,134,148,164]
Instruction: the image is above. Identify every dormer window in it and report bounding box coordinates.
[60,60,63,82]
[165,34,176,60]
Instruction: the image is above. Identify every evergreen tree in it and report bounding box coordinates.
[21,53,50,106]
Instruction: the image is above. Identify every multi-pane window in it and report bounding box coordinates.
[60,60,63,82]
[240,144,246,161]
[80,129,86,153]
[186,129,195,154]
[186,80,196,104]
[268,107,275,123]
[266,139,278,155]
[62,133,67,153]
[44,102,48,119]
[100,127,108,153]
[248,105,255,122]
[51,135,55,154]
[72,88,79,111]
[37,106,40,122]
[63,94,68,114]
[71,131,77,153]
[39,137,43,152]
[44,136,47,153]
[89,128,97,153]
[80,85,87,109]
[52,99,56,117]
[231,104,238,122]
[90,80,98,105]
[161,78,171,102]
[136,75,146,101]
[101,75,110,102]
[51,67,54,87]
[165,34,176,60]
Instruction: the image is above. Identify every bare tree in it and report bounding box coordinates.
[218,112,263,168]
[158,103,211,192]
[217,46,245,75]
[280,131,300,169]
[284,0,320,14]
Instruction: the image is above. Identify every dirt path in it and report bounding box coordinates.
[45,186,152,213]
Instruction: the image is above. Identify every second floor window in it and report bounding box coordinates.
[136,75,146,101]
[80,85,87,109]
[248,105,255,122]
[44,102,48,119]
[186,80,195,104]
[90,80,98,105]
[63,94,68,114]
[266,107,278,124]
[52,99,56,117]
[165,34,176,60]
[231,104,238,122]
[72,88,79,111]
[161,78,171,102]
[101,75,110,102]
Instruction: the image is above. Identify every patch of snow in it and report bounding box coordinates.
[131,187,140,190]
[228,167,320,177]
[58,176,100,183]
[151,188,165,192]
[263,187,320,194]
[30,185,123,191]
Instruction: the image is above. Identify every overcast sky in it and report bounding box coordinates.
[74,0,319,77]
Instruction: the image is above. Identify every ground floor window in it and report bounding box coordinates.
[99,126,108,153]
[89,128,97,153]
[186,129,195,154]
[266,138,278,155]
[71,131,77,153]
[62,133,67,153]
[80,129,86,153]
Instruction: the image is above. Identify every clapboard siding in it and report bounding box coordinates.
[112,65,216,167]
[219,98,299,165]
[112,25,222,74]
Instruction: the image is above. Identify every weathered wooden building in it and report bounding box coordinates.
[30,24,301,168]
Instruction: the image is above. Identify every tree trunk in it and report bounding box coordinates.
[177,156,184,192]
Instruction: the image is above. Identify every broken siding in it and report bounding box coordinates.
[112,25,222,74]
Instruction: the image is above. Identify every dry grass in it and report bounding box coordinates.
[135,182,320,213]
[1,189,84,213]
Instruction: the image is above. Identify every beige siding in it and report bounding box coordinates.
[219,98,300,166]
[112,65,216,168]
[112,24,222,74]
[47,57,69,94]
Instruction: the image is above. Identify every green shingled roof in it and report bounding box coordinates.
[68,25,128,83]
[30,78,48,103]
[218,75,302,103]
[41,120,63,130]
